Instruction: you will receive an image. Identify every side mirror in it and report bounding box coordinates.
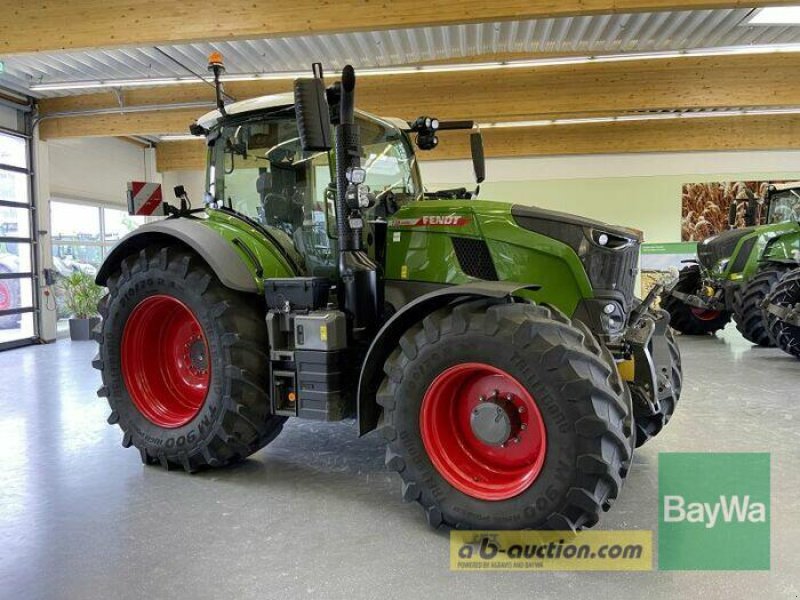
[294,64,332,152]
[470,132,486,184]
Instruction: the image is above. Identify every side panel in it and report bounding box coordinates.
[385,200,592,316]
[723,222,800,280]
[762,227,800,264]
[97,210,296,293]
[203,210,302,290]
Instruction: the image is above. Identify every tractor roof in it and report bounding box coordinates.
[197,92,409,132]
[771,181,800,192]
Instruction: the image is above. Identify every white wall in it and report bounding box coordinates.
[47,138,150,207]
[161,170,206,207]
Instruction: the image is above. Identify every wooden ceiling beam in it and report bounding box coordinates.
[3,1,797,55]
[38,108,204,139]
[37,53,800,139]
[155,114,800,171]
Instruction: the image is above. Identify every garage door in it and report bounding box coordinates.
[0,129,37,350]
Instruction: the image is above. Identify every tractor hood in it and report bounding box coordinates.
[511,205,643,247]
[697,227,755,270]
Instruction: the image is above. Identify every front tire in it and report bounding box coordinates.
[378,300,632,531]
[94,245,286,471]
[661,265,731,335]
[733,266,786,346]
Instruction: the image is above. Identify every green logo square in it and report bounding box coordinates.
[658,453,770,571]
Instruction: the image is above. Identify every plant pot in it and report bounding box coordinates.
[69,317,101,341]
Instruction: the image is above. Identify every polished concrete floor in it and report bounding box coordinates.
[0,326,798,600]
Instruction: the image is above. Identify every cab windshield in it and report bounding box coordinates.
[208,108,419,276]
[767,188,800,224]
[207,107,422,276]
[209,109,420,225]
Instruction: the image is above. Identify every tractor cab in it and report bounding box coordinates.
[198,98,422,278]
[765,182,800,225]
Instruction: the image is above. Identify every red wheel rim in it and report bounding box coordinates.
[0,282,10,311]
[420,363,547,501]
[121,295,210,428]
[691,307,722,321]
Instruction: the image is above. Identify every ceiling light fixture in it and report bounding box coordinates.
[478,107,800,129]
[27,43,800,93]
[157,134,203,141]
[748,7,800,25]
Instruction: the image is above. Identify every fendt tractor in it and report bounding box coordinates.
[93,57,682,531]
[662,182,800,345]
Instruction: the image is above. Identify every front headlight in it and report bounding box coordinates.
[600,301,626,335]
[588,228,637,250]
[714,258,730,275]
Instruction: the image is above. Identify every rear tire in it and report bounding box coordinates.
[766,268,800,359]
[94,244,286,472]
[378,300,633,531]
[733,266,786,346]
[661,265,731,335]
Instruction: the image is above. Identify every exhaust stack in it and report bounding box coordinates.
[294,65,381,337]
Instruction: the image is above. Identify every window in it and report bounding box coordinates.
[50,200,143,323]
[0,130,35,348]
[767,189,800,224]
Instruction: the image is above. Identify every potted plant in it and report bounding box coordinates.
[60,271,105,341]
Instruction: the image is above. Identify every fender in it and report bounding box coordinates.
[96,218,262,293]
[357,281,540,435]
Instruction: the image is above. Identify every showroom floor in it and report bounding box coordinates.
[0,329,797,600]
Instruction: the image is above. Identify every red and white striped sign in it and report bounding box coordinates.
[127,181,165,216]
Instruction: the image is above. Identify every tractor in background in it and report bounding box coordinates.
[662,182,800,344]
[93,57,682,531]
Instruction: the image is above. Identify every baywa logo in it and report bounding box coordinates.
[663,494,767,529]
[658,453,770,571]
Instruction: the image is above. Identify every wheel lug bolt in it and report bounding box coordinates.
[518,406,525,414]
[513,437,520,444]
[521,423,527,430]
[506,394,513,401]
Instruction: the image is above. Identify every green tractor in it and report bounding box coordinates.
[93,61,682,531]
[662,182,800,344]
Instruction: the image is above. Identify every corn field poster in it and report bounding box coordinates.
[681,180,786,242]
[640,242,698,300]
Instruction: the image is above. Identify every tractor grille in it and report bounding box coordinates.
[452,237,499,281]
[581,243,640,309]
[729,237,757,274]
